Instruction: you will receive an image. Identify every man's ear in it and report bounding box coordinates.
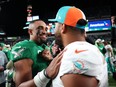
[84,31,87,38]
[28,29,33,35]
[61,24,67,34]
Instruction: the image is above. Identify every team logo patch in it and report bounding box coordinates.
[11,47,26,58]
[73,60,88,73]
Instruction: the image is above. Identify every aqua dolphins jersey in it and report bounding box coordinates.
[10,40,50,77]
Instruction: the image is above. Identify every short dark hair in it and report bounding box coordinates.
[77,19,88,26]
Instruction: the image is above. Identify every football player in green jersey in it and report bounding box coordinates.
[10,20,53,87]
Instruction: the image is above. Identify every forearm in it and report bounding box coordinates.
[17,70,50,87]
[18,80,36,87]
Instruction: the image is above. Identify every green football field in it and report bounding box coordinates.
[109,75,116,87]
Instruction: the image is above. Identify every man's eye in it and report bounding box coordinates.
[37,26,43,29]
[45,27,48,31]
[39,32,47,36]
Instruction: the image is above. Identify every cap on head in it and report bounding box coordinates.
[48,6,86,29]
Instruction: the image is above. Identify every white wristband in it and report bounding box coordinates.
[34,69,50,87]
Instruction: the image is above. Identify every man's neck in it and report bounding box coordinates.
[62,35,85,47]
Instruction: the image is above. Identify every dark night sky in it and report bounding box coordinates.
[0,0,114,37]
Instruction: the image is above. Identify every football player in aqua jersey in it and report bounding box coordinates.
[10,20,53,87]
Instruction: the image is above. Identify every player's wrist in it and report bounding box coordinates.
[43,69,51,79]
[34,69,50,87]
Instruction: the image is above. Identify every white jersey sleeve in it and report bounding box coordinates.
[59,44,104,77]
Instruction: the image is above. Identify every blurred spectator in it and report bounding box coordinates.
[111,16,116,80]
[2,44,11,61]
[0,51,8,87]
[103,41,115,72]
[103,40,114,59]
[111,16,116,48]
[0,43,12,61]
[95,38,106,55]
[0,43,5,51]
[111,16,116,26]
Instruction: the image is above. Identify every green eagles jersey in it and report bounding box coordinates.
[10,40,50,77]
[3,48,11,61]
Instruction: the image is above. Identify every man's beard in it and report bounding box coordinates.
[55,35,64,50]
[36,38,47,45]
[40,39,47,45]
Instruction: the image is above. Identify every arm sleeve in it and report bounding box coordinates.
[59,59,103,77]
[59,50,103,78]
[10,45,33,62]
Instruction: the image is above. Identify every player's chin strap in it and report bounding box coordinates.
[34,69,50,87]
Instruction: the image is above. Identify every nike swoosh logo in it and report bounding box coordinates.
[75,49,87,54]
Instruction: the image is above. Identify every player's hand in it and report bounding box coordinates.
[42,49,53,61]
[45,49,66,79]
